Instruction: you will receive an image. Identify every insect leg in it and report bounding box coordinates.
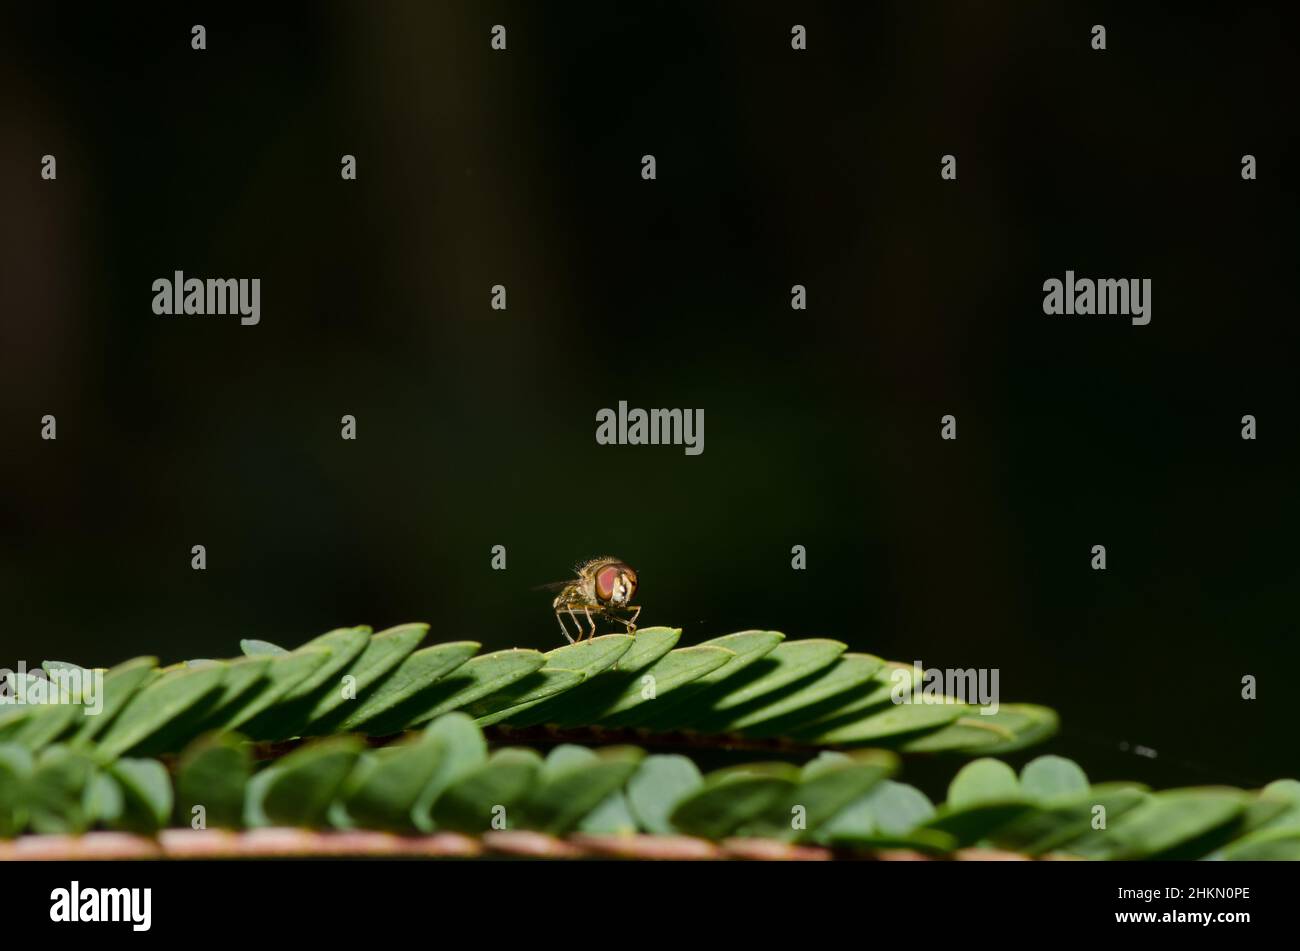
[583,607,597,642]
[624,605,641,635]
[566,607,585,643]
[555,610,576,644]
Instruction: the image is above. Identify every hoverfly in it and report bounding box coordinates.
[538,557,641,644]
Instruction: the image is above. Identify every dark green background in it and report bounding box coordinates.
[1,2,1296,789]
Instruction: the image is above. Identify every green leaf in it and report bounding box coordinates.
[910,759,1032,848]
[992,782,1149,856]
[1261,778,1300,807]
[176,733,251,829]
[331,641,481,732]
[486,634,635,727]
[219,649,331,731]
[898,713,1015,752]
[0,704,34,737]
[595,646,736,724]
[241,639,288,656]
[24,631,1064,760]
[410,713,489,833]
[903,704,1060,755]
[947,758,1024,809]
[923,801,1036,848]
[0,744,35,836]
[108,758,173,834]
[537,743,597,780]
[343,731,445,832]
[242,627,372,738]
[335,641,506,732]
[786,665,907,734]
[470,669,587,727]
[602,630,785,730]
[133,657,270,756]
[579,790,639,836]
[806,696,969,746]
[26,746,97,834]
[243,766,280,829]
[95,664,226,760]
[261,736,364,827]
[1247,779,1300,835]
[41,660,87,677]
[1020,755,1089,802]
[0,668,90,748]
[83,771,124,827]
[600,627,682,672]
[669,763,799,839]
[690,639,847,732]
[283,629,373,703]
[505,628,683,728]
[300,623,429,732]
[739,749,896,841]
[381,648,541,732]
[625,754,704,836]
[178,656,270,727]
[523,745,645,834]
[1069,788,1250,860]
[980,704,1061,755]
[431,747,543,834]
[728,653,886,735]
[1219,827,1300,861]
[818,778,938,843]
[4,698,77,750]
[1190,781,1297,859]
[866,780,937,835]
[816,778,953,852]
[541,633,636,674]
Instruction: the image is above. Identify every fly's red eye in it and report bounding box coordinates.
[595,565,621,602]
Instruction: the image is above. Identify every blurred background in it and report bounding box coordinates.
[1,2,1297,791]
